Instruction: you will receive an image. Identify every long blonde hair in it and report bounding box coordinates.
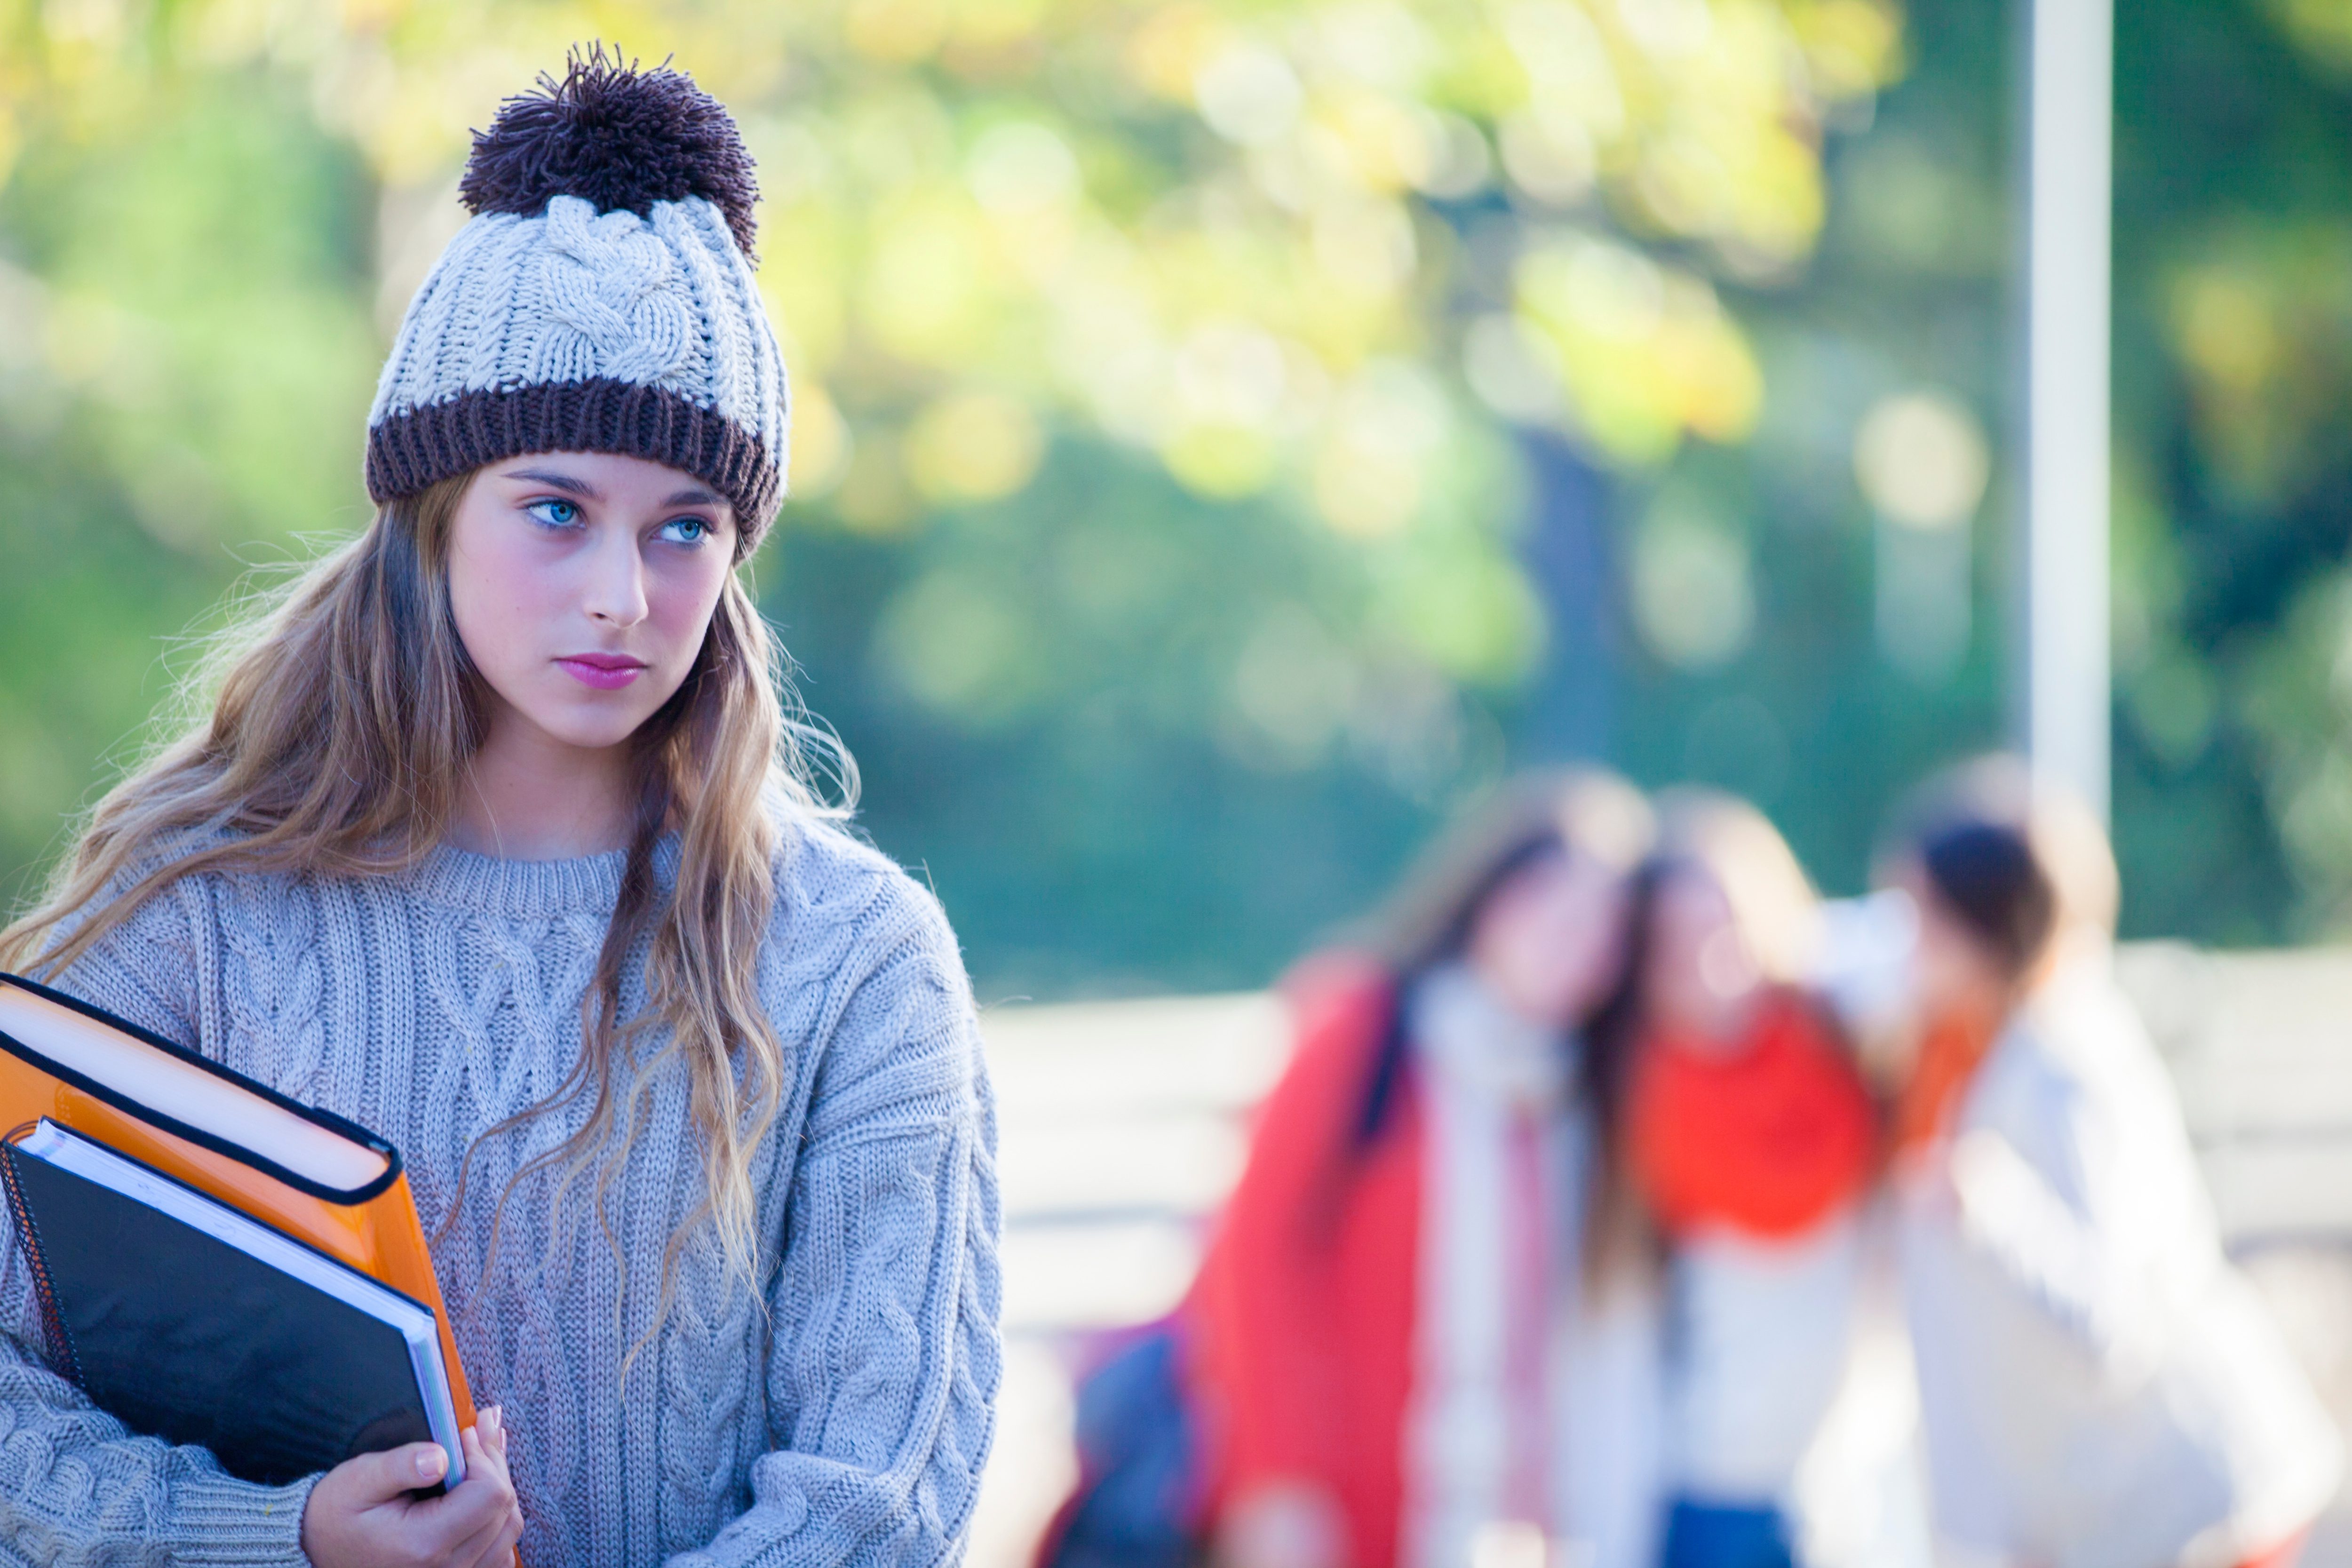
[0,472,850,1317]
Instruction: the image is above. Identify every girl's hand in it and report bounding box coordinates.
[300,1405,524,1568]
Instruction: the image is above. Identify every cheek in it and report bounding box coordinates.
[1650,915,1703,986]
[1530,885,1605,976]
[643,558,733,668]
[447,525,554,679]
[1645,919,1722,1015]
[1499,913,1566,995]
[650,566,723,627]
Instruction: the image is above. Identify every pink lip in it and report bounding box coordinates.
[555,653,648,691]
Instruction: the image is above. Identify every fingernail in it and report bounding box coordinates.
[484,1405,504,1435]
[417,1446,448,1482]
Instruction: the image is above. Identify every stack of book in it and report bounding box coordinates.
[0,973,469,1487]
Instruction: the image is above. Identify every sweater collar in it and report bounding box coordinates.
[402,834,680,919]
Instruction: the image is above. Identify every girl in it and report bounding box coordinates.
[1888,762,2339,1568]
[1608,792,1877,1568]
[0,52,998,1568]
[1182,771,1663,1568]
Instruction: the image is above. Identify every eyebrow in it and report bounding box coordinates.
[502,468,725,515]
[503,467,603,501]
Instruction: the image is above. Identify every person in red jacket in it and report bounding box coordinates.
[1184,770,1660,1568]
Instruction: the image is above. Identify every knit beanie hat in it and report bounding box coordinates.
[365,48,789,556]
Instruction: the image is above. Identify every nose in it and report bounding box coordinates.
[582,526,650,629]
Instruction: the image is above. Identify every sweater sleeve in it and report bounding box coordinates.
[667,882,1001,1568]
[0,870,318,1566]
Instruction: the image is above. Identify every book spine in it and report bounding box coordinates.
[0,1131,81,1388]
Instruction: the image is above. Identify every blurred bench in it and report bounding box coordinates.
[2120,943,2352,1242]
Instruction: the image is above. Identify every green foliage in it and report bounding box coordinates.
[0,67,378,902]
[2106,0,2352,939]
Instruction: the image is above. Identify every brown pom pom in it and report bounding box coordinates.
[459,44,760,259]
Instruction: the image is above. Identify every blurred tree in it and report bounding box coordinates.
[1586,0,2352,951]
[2106,0,2352,941]
[1584,0,2017,904]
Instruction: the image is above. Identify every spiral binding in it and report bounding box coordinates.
[0,1123,81,1389]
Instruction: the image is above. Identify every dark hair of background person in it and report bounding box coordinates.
[1577,854,1670,1287]
[1340,769,1654,1155]
[1888,755,2121,986]
[1919,822,2057,982]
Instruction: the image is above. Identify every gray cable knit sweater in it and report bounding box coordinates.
[0,817,1001,1568]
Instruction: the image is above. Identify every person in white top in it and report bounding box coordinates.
[1883,760,2341,1568]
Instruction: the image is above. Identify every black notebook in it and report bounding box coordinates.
[0,1118,463,1487]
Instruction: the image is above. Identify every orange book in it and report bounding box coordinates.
[0,971,474,1441]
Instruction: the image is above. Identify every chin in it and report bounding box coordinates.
[532,705,659,753]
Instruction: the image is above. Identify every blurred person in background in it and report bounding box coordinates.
[1174,769,1663,1568]
[1606,791,1880,1568]
[1884,760,2340,1568]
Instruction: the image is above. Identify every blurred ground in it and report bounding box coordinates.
[965,948,2352,1568]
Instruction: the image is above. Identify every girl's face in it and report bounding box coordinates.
[1643,868,1762,1048]
[1466,848,1630,1029]
[1896,860,2012,1022]
[448,452,738,756]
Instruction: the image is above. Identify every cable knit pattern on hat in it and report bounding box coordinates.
[365,54,792,548]
[0,816,1000,1568]
[367,192,790,540]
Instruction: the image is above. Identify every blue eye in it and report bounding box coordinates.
[525,498,581,529]
[660,516,711,545]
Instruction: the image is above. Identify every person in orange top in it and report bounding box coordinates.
[1597,790,1878,1568]
[1883,760,2340,1568]
[1888,1003,1999,1161]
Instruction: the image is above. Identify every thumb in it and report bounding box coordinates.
[341,1441,450,1504]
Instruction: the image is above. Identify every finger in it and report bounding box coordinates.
[445,1489,523,1568]
[460,1418,513,1489]
[480,1403,511,1463]
[446,1477,524,1568]
[414,1418,521,1568]
[400,1432,511,1546]
[476,1504,524,1568]
[473,1413,524,1568]
[339,1441,452,1507]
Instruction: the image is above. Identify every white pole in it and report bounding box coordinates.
[2022,0,2114,820]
